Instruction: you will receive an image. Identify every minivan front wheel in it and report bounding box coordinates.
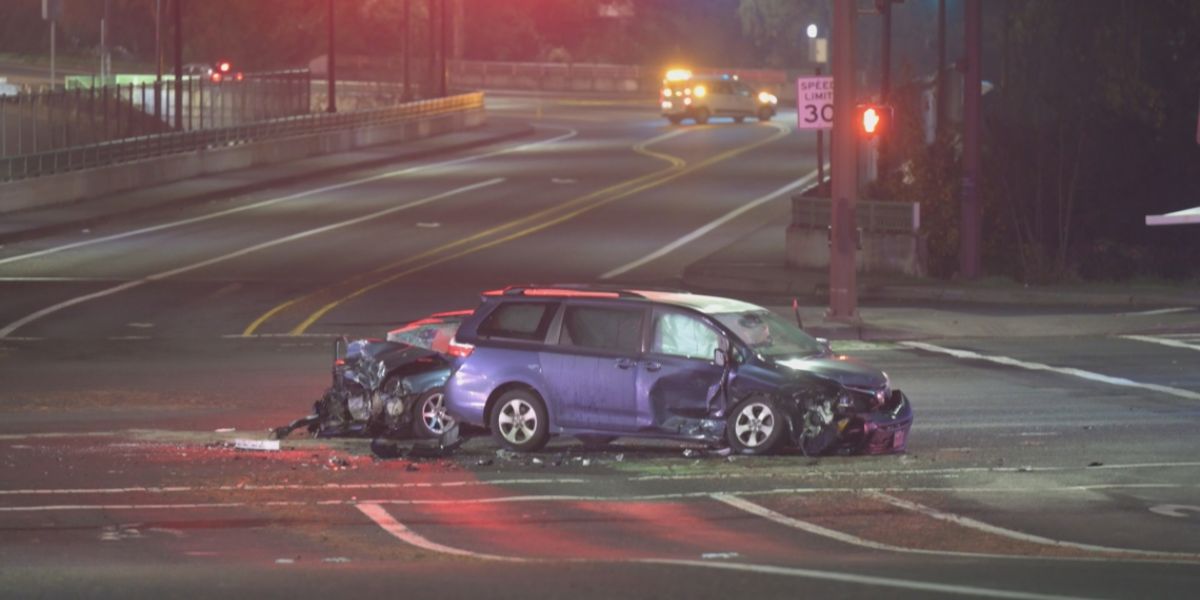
[727,396,784,455]
[491,389,550,452]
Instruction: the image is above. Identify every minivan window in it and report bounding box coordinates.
[558,305,643,353]
[477,302,555,341]
[712,309,824,358]
[652,311,721,360]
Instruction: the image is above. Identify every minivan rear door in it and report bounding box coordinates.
[540,303,646,431]
[636,308,727,430]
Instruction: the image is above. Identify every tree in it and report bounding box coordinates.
[736,0,824,66]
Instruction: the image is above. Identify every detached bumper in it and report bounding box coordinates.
[851,390,914,454]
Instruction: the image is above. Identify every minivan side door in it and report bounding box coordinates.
[540,302,647,431]
[636,308,728,430]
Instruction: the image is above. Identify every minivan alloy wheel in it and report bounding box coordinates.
[734,401,776,447]
[498,399,538,444]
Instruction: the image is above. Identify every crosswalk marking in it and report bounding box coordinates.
[1120,334,1200,352]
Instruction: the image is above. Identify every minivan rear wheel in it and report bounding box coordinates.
[491,389,550,452]
[727,396,784,455]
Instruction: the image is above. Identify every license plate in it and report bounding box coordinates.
[892,429,907,449]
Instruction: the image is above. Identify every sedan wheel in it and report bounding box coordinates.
[727,397,783,455]
[490,390,550,452]
[412,389,455,438]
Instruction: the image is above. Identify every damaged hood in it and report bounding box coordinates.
[348,339,443,370]
[772,355,887,390]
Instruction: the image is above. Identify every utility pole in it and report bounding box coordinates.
[173,0,182,130]
[327,0,336,113]
[935,0,946,138]
[101,0,110,81]
[960,0,982,279]
[402,0,411,101]
[829,0,858,319]
[439,0,448,97]
[154,0,162,121]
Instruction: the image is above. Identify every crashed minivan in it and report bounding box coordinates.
[273,311,469,440]
[444,286,913,455]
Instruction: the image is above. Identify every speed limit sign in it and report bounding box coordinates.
[797,76,834,130]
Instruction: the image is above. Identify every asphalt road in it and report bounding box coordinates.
[1,93,1198,599]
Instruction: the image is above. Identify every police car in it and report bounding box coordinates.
[660,69,778,125]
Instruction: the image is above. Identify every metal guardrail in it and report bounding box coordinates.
[791,196,920,233]
[1,92,482,182]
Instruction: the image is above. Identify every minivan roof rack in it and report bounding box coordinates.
[481,284,649,299]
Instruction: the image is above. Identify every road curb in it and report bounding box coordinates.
[0,123,535,246]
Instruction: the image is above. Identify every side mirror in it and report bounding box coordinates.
[815,337,832,354]
[714,348,727,367]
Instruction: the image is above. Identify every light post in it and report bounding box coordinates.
[327,0,336,113]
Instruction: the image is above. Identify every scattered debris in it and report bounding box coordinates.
[1087,461,1104,467]
[416,222,441,228]
[405,463,420,472]
[701,552,739,560]
[275,558,295,565]
[322,557,351,563]
[682,449,701,458]
[214,428,236,433]
[581,459,592,467]
[496,449,519,461]
[325,456,352,471]
[531,457,544,466]
[476,458,494,467]
[234,439,280,452]
[370,438,405,460]
[1017,466,1034,472]
[615,453,625,462]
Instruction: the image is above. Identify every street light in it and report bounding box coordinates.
[806,24,818,39]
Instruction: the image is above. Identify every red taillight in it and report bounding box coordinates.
[447,338,474,358]
[334,358,346,366]
[235,72,244,82]
[218,61,232,73]
[210,72,222,83]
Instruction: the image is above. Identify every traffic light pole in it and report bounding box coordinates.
[173,0,182,130]
[960,0,982,278]
[829,0,858,319]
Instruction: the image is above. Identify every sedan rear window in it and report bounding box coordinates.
[477,302,555,341]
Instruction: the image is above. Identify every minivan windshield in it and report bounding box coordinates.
[712,309,825,359]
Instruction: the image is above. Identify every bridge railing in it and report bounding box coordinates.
[0,91,482,182]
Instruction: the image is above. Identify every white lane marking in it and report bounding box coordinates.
[631,460,1200,481]
[356,502,523,561]
[1121,307,1195,316]
[0,129,577,268]
[0,277,118,282]
[599,170,818,279]
[645,560,1101,600]
[1149,504,1200,518]
[220,333,342,339]
[900,341,1200,401]
[868,492,1200,560]
[5,484,1196,513]
[1120,334,1200,352]
[716,493,1196,564]
[0,179,504,339]
[0,478,586,496]
[358,496,1121,598]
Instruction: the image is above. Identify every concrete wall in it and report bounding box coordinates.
[785,196,925,276]
[0,107,485,215]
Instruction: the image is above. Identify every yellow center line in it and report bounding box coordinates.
[242,129,689,336]
[286,122,791,335]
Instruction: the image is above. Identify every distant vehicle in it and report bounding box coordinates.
[180,61,243,83]
[444,286,912,455]
[660,69,778,125]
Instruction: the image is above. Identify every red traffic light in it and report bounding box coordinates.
[218,61,232,73]
[856,103,893,138]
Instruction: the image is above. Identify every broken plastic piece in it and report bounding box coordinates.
[234,439,280,451]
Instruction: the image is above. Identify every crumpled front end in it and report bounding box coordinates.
[782,381,914,456]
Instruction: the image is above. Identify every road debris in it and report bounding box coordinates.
[234,439,280,452]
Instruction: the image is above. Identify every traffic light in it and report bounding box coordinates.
[856,103,893,138]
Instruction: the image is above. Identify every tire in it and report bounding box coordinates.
[694,108,710,125]
[667,115,683,125]
[726,396,784,455]
[757,107,772,122]
[490,389,550,452]
[576,434,617,449]
[411,388,455,439]
[734,116,746,124]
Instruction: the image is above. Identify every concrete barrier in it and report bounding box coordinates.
[0,106,485,215]
[785,196,925,276]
